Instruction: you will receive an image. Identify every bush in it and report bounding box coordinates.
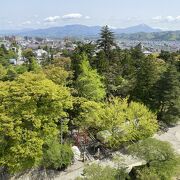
[43,140,73,170]
[76,163,129,180]
[128,138,180,180]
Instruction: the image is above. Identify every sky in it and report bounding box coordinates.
[1,0,180,30]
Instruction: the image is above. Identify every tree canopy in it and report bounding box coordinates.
[76,54,106,101]
[0,72,72,173]
[77,97,158,147]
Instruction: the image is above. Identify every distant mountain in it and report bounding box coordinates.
[0,24,162,38]
[0,28,34,35]
[115,24,161,34]
[117,31,180,41]
[1,24,179,41]
[18,25,102,38]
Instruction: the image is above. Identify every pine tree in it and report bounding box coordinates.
[131,55,163,105]
[150,65,180,124]
[97,25,116,58]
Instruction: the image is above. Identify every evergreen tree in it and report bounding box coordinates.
[97,25,116,58]
[130,43,144,60]
[150,65,180,124]
[76,54,106,101]
[131,55,164,105]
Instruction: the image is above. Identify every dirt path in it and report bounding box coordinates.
[55,161,84,180]
[154,124,180,154]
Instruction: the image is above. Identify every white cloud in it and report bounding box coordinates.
[176,16,180,21]
[85,16,91,20]
[62,13,83,20]
[44,16,60,22]
[7,21,13,24]
[107,25,117,29]
[33,14,39,18]
[152,16,162,21]
[36,21,41,25]
[22,21,32,25]
[166,16,175,22]
[152,15,180,22]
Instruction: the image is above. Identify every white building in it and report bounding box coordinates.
[34,49,48,60]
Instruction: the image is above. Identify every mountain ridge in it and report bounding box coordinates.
[0,24,162,38]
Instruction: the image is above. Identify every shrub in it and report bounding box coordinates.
[43,140,73,170]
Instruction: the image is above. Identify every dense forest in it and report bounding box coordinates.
[0,26,180,179]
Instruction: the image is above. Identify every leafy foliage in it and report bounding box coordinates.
[44,65,70,85]
[78,97,158,147]
[76,54,106,101]
[0,72,72,173]
[76,164,129,180]
[43,139,73,170]
[128,138,180,180]
[150,65,180,124]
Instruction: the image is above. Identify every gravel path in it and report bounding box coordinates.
[154,124,180,154]
[55,161,84,180]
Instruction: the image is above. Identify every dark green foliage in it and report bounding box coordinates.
[130,55,163,104]
[128,138,180,180]
[27,57,41,72]
[22,49,41,72]
[5,67,18,81]
[158,50,172,62]
[22,48,35,60]
[97,25,116,58]
[0,45,17,66]
[71,43,96,79]
[150,65,180,124]
[43,139,73,170]
[130,43,144,60]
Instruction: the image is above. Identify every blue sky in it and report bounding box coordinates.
[1,0,180,30]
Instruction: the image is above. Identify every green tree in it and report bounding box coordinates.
[22,48,35,60]
[131,55,166,105]
[44,65,70,86]
[130,43,144,60]
[97,25,116,58]
[0,64,7,80]
[27,57,41,72]
[43,139,73,170]
[52,57,72,71]
[78,97,158,147]
[76,164,129,180]
[0,72,72,173]
[0,46,17,66]
[128,138,180,180]
[22,49,40,72]
[5,66,18,81]
[158,50,173,63]
[74,42,96,60]
[76,55,106,101]
[150,65,180,124]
